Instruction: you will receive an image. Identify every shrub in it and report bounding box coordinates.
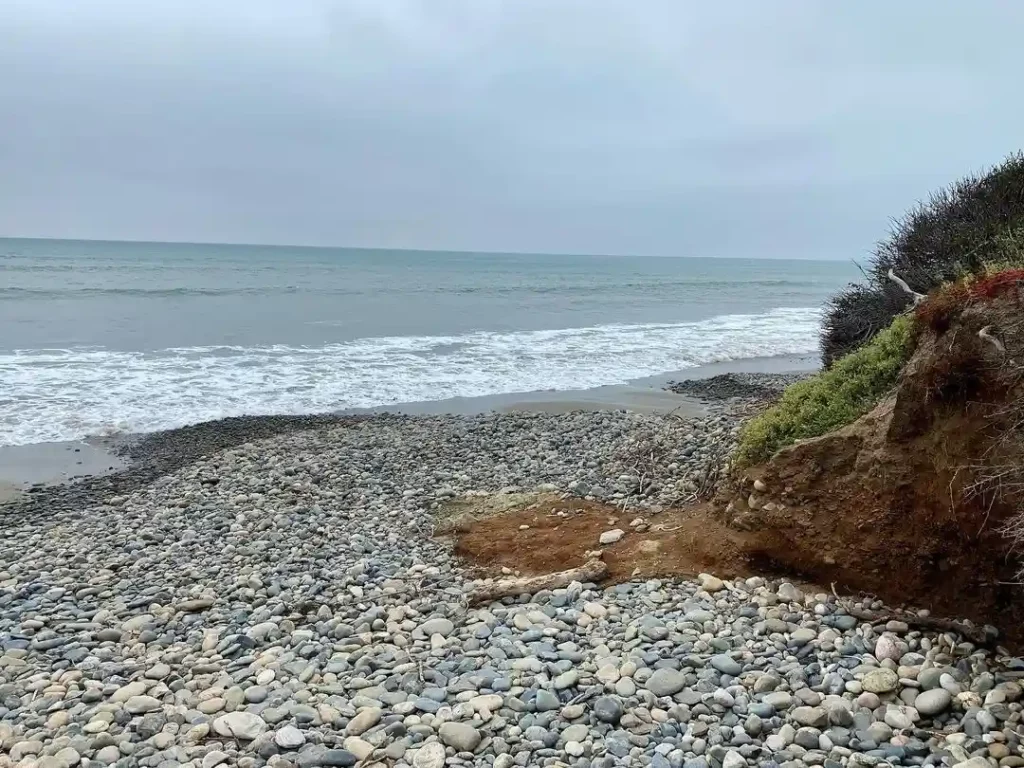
[737,315,914,466]
[822,153,1024,365]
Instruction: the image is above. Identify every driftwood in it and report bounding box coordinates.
[467,559,607,605]
[887,269,927,305]
[839,603,998,647]
[979,325,1008,355]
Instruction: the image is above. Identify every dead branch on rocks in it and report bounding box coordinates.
[831,584,998,646]
[466,559,607,605]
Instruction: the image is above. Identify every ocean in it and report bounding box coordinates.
[0,238,858,446]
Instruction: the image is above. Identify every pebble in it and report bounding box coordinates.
[275,725,306,749]
[915,688,953,715]
[862,668,899,693]
[213,712,267,740]
[439,722,482,752]
[0,408,1021,768]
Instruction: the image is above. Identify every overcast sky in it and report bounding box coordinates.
[1,1,1022,258]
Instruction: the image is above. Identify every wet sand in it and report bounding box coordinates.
[0,438,127,497]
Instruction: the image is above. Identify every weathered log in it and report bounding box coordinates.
[466,559,607,605]
[841,604,998,647]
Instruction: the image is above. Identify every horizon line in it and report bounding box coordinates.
[0,234,854,263]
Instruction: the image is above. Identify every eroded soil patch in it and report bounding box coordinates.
[443,494,754,584]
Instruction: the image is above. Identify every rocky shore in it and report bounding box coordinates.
[0,397,1020,768]
[665,374,812,405]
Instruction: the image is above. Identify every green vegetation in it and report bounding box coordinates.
[736,315,914,466]
[822,153,1024,366]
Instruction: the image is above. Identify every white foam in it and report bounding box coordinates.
[0,307,820,445]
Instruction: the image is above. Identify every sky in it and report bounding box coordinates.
[1,1,1023,259]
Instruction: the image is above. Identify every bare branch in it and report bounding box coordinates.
[887,269,927,305]
[979,325,1007,355]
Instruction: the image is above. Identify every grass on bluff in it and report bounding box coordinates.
[736,314,914,466]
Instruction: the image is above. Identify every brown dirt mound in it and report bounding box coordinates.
[722,293,1024,645]
[446,495,755,584]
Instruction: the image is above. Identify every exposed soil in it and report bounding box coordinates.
[721,295,1024,647]
[446,494,758,585]
[448,295,1024,649]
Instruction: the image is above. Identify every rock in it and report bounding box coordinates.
[884,705,915,730]
[594,696,624,724]
[599,529,624,545]
[321,749,358,766]
[438,722,482,752]
[9,742,44,762]
[345,707,382,736]
[413,742,447,768]
[596,664,620,684]
[646,668,688,697]
[790,627,817,645]
[698,573,725,591]
[203,751,230,768]
[915,688,952,716]
[94,746,121,764]
[275,725,306,749]
[710,654,743,676]
[862,668,899,694]
[723,750,747,768]
[875,634,902,662]
[856,692,881,710]
[177,597,215,612]
[554,670,579,689]
[953,759,994,768]
[344,737,374,760]
[124,695,162,714]
[213,712,267,740]
[777,582,803,602]
[534,690,560,711]
[420,618,454,637]
[791,706,828,728]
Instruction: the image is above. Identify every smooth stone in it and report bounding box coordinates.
[420,618,455,637]
[792,706,828,728]
[321,749,358,767]
[346,707,382,736]
[594,696,624,724]
[535,690,561,711]
[915,688,952,716]
[646,668,688,697]
[710,655,743,676]
[439,722,482,752]
[862,668,898,694]
[599,529,625,544]
[124,695,162,714]
[698,573,725,592]
[275,725,306,749]
[412,742,447,768]
[212,712,267,740]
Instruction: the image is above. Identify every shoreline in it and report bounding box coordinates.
[0,353,815,497]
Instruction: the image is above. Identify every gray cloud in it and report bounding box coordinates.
[1,0,1022,258]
